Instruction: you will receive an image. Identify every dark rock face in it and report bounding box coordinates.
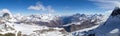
[111,7,120,16]
[3,13,10,17]
[3,13,10,19]
[63,25,71,32]
[88,33,95,36]
[63,20,97,32]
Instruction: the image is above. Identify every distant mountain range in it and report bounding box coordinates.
[1,10,106,30]
[0,8,111,36]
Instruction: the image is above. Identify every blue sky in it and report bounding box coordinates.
[0,0,119,15]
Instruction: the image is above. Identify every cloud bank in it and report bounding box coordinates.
[28,2,55,13]
[89,0,120,9]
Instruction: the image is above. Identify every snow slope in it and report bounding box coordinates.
[0,22,71,36]
[0,12,71,36]
[72,7,120,36]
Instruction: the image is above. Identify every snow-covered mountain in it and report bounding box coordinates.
[0,8,108,36]
[62,13,105,32]
[0,22,72,36]
[13,14,63,27]
[0,11,72,36]
[72,7,120,36]
[12,13,105,28]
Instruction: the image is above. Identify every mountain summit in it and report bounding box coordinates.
[111,7,120,16]
[81,7,120,36]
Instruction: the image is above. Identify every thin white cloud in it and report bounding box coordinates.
[47,6,55,13]
[89,0,120,9]
[28,2,55,13]
[28,3,46,11]
[88,0,120,16]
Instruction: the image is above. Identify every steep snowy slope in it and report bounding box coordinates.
[73,7,120,36]
[87,7,120,36]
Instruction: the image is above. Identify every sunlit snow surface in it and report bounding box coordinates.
[0,22,71,36]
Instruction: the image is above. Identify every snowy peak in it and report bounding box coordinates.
[74,7,120,36]
[111,7,120,16]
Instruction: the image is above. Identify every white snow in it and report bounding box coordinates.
[0,22,70,36]
[110,28,119,33]
[39,14,55,22]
